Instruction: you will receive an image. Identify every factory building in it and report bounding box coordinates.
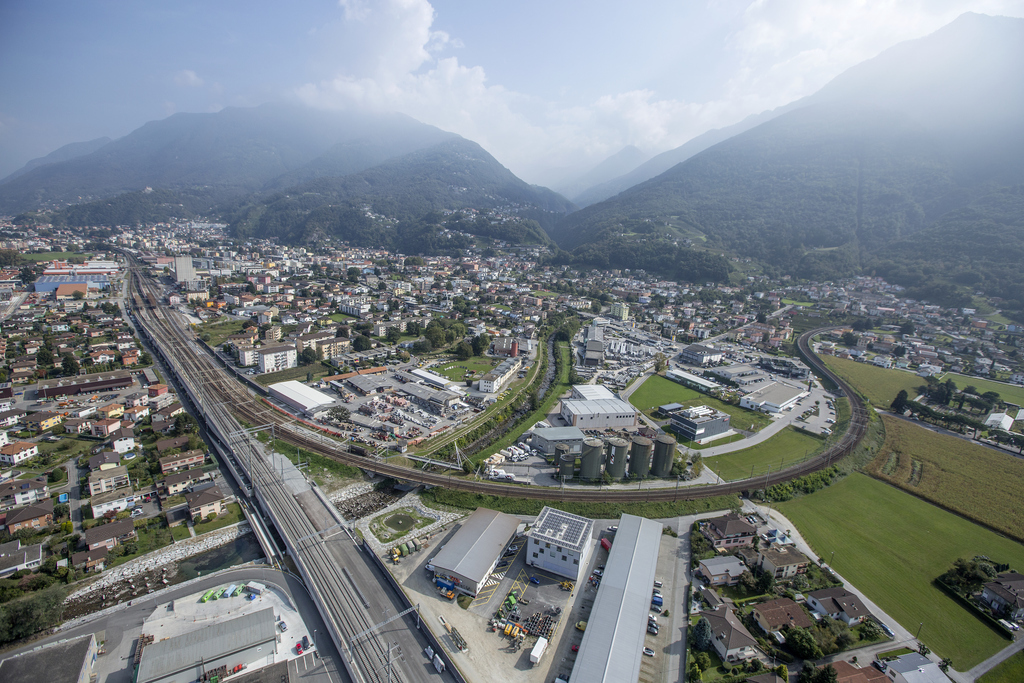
[431,508,521,596]
[0,633,98,683]
[739,381,807,413]
[136,608,278,683]
[397,382,461,416]
[491,336,520,357]
[759,356,810,379]
[570,514,663,683]
[268,380,337,417]
[33,274,110,294]
[559,398,638,430]
[478,357,522,393]
[670,405,732,443]
[526,506,594,581]
[531,425,586,456]
[38,370,134,399]
[408,368,460,391]
[570,384,616,401]
[580,322,606,366]
[679,344,724,366]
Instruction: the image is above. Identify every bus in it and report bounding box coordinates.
[200,589,216,603]
[213,587,227,600]
[232,585,245,597]
[224,584,237,598]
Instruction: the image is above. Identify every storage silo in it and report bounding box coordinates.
[579,438,605,480]
[651,434,676,478]
[556,444,575,479]
[605,437,628,479]
[628,436,653,478]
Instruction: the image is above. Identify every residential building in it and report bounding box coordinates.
[257,345,297,374]
[91,418,122,437]
[87,451,121,471]
[699,604,759,662]
[161,468,208,496]
[0,539,43,576]
[981,572,1024,621]
[751,597,813,635]
[88,465,131,495]
[25,411,63,432]
[609,301,630,321]
[0,477,49,511]
[83,518,137,551]
[758,546,811,580]
[186,485,226,520]
[0,441,38,466]
[71,547,109,572]
[697,556,746,586]
[806,587,871,625]
[478,357,522,393]
[6,499,54,532]
[89,488,139,517]
[883,652,948,683]
[702,513,757,549]
[526,506,595,581]
[110,428,136,454]
[97,403,124,420]
[159,449,206,474]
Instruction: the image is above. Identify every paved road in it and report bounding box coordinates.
[4,567,349,683]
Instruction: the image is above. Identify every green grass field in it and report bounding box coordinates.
[192,502,244,535]
[704,427,823,480]
[938,373,1024,407]
[21,251,91,262]
[432,357,498,381]
[820,354,923,407]
[980,652,1024,683]
[628,375,771,432]
[780,473,1024,669]
[254,364,333,386]
[868,416,1024,542]
[628,374,701,413]
[198,319,249,348]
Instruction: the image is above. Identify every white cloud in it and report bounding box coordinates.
[174,69,205,88]
[298,0,1024,185]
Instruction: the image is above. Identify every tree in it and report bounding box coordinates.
[61,353,79,376]
[692,616,713,651]
[939,658,952,673]
[352,335,372,352]
[385,326,402,344]
[787,627,823,660]
[841,332,857,347]
[299,347,318,365]
[471,333,491,356]
[891,389,909,413]
[173,413,198,436]
[347,267,361,282]
[900,321,916,336]
[455,341,473,360]
[654,352,667,374]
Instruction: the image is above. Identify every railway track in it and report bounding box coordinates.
[129,261,868,502]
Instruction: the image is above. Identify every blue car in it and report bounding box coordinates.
[529,576,541,585]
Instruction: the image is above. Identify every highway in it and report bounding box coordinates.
[127,266,450,683]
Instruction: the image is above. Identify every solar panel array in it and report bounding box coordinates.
[532,507,592,552]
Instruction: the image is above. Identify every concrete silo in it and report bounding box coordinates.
[651,434,677,478]
[628,436,653,478]
[556,444,575,479]
[578,437,605,480]
[605,437,629,479]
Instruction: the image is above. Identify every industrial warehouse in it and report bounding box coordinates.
[558,383,638,430]
[267,380,337,418]
[526,506,594,581]
[431,508,522,596]
[571,514,663,683]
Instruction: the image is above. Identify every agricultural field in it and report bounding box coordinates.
[432,357,498,382]
[819,354,923,407]
[704,427,823,481]
[628,374,701,414]
[867,416,1024,542]
[937,373,1024,407]
[780,473,1024,669]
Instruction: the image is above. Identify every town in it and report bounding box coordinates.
[0,217,1021,683]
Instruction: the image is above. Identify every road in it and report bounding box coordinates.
[6,567,347,683]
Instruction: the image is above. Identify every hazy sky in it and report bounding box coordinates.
[2,0,1023,184]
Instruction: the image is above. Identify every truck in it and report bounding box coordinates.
[529,637,548,664]
[246,581,266,596]
[600,538,612,551]
[400,543,409,556]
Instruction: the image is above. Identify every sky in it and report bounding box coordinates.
[1,0,1023,186]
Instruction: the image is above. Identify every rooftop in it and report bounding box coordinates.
[529,506,594,554]
[0,634,95,683]
[431,508,521,585]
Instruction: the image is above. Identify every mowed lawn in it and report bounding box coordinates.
[938,373,1024,407]
[980,652,1024,683]
[628,375,770,432]
[820,355,923,407]
[868,416,1024,542]
[705,427,823,480]
[432,357,498,382]
[780,473,1024,669]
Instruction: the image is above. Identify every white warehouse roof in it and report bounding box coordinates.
[432,508,521,586]
[570,384,616,401]
[268,380,336,412]
[571,514,662,683]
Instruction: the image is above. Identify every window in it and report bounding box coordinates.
[573,558,579,565]
[545,542,550,548]
[533,538,539,545]
[556,546,562,552]
[562,555,567,561]
[532,552,538,559]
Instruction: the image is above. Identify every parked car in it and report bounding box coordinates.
[279,621,288,632]
[296,642,304,655]
[529,576,541,585]
[575,621,587,632]
[571,644,579,653]
[131,508,144,518]
[643,647,655,657]
[647,624,660,635]
[302,635,311,650]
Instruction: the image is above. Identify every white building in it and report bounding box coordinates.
[257,345,297,374]
[173,256,196,284]
[738,382,807,413]
[268,381,337,418]
[0,442,38,466]
[526,506,594,581]
[479,357,522,394]
[236,345,259,367]
[984,412,1015,432]
[90,488,140,517]
[559,398,638,430]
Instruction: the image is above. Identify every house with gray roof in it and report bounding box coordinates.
[698,555,746,586]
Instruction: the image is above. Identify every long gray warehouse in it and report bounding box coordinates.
[431,507,521,596]
[570,513,662,683]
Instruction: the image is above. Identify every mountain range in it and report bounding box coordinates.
[4,13,1024,313]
